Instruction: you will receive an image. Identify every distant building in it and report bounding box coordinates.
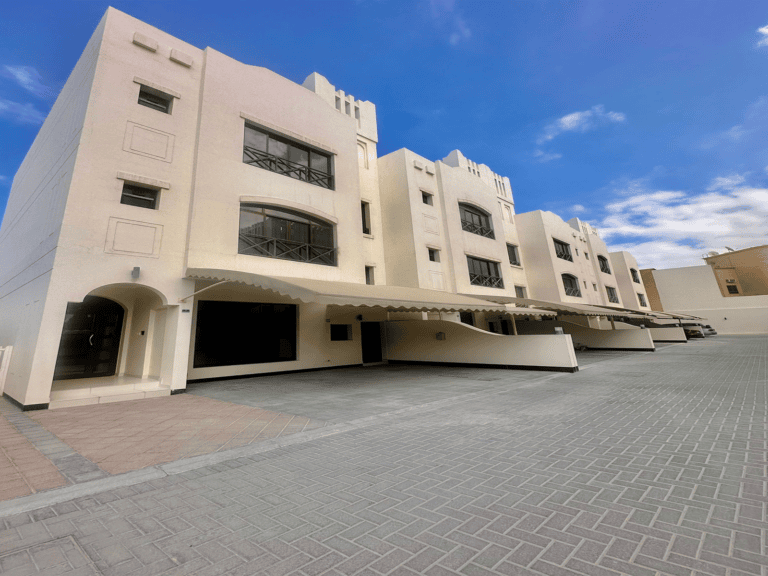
[640,244,768,335]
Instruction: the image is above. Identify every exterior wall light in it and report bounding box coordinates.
[131,267,140,279]
[436,332,446,340]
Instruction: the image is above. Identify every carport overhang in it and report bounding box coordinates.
[184,268,557,314]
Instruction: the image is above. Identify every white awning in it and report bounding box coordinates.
[464,294,650,318]
[186,268,509,313]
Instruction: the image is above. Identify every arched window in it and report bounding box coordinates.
[561,274,581,297]
[598,255,611,274]
[630,268,641,283]
[458,203,494,239]
[239,204,336,266]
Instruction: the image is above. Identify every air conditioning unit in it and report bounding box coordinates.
[726,279,736,283]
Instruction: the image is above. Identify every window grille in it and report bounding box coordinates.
[467,256,504,288]
[553,239,573,262]
[243,124,333,189]
[459,204,494,239]
[562,274,581,297]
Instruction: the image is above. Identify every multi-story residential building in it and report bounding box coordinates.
[0,8,583,410]
[377,148,528,333]
[609,251,651,311]
[514,211,614,306]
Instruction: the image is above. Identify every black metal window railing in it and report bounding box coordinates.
[243,146,334,189]
[598,256,612,274]
[469,273,504,288]
[467,256,504,289]
[239,233,337,266]
[239,204,337,267]
[606,287,619,303]
[461,219,495,238]
[459,203,495,239]
[562,274,581,297]
[554,240,573,262]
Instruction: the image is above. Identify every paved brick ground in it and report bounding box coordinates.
[0,402,67,502]
[30,395,329,475]
[0,335,766,576]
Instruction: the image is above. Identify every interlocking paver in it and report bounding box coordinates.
[0,336,766,576]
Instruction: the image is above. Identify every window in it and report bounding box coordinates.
[243,123,333,189]
[361,201,371,235]
[330,324,352,341]
[137,85,172,114]
[598,255,611,274]
[121,183,159,209]
[459,311,474,326]
[553,239,573,262]
[365,266,375,285]
[593,283,597,291]
[428,248,440,262]
[467,256,504,288]
[638,293,648,307]
[506,244,521,266]
[515,285,527,298]
[575,248,579,256]
[585,251,589,260]
[630,268,641,283]
[606,286,619,303]
[239,204,336,266]
[422,192,433,205]
[727,285,739,294]
[459,203,494,239]
[193,302,296,368]
[561,274,581,297]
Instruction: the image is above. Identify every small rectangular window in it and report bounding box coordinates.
[506,244,521,266]
[121,183,159,209]
[138,86,172,114]
[727,285,739,294]
[593,283,597,291]
[365,266,374,285]
[514,285,527,298]
[638,293,648,307]
[330,324,352,341]
[585,252,589,260]
[428,248,440,262]
[361,201,371,235]
[422,192,433,205]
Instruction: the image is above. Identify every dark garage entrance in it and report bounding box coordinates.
[361,321,383,364]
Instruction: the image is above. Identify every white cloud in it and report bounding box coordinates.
[756,24,768,47]
[2,66,53,98]
[571,204,587,214]
[537,104,626,145]
[599,174,768,269]
[533,149,562,163]
[0,98,46,125]
[428,0,471,46]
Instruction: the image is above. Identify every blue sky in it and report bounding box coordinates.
[1,0,767,269]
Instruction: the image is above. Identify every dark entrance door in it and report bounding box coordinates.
[53,296,124,380]
[361,322,383,364]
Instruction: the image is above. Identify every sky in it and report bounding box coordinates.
[1,0,767,270]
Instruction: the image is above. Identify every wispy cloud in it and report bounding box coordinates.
[428,0,471,46]
[0,98,46,125]
[599,174,768,269]
[756,24,768,48]
[571,204,587,214]
[2,66,53,98]
[537,105,626,145]
[533,149,562,163]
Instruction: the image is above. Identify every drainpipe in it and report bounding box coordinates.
[610,317,616,330]
[511,315,518,335]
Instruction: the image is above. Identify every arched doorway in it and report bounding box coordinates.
[53,296,125,380]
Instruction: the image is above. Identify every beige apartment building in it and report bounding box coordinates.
[0,8,592,410]
[641,244,768,335]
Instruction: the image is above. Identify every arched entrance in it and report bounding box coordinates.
[53,296,125,380]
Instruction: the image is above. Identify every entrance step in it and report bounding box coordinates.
[50,376,170,409]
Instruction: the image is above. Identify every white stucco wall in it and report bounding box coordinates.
[515,319,656,350]
[651,265,768,334]
[609,251,651,311]
[384,320,578,371]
